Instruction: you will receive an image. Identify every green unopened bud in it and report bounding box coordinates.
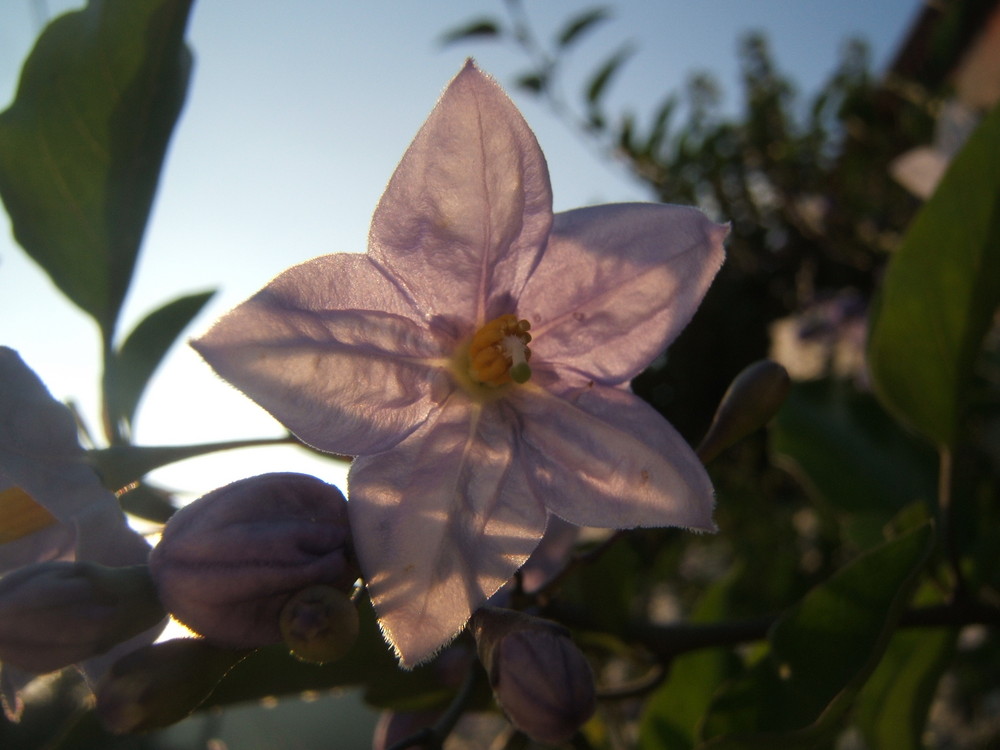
[96,638,248,734]
[471,607,595,745]
[696,359,791,464]
[279,585,358,664]
[0,562,165,673]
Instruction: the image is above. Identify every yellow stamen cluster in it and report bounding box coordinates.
[468,314,533,386]
[0,486,58,544]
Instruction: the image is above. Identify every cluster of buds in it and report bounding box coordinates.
[0,471,362,729]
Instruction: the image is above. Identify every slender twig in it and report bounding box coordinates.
[386,664,484,750]
[546,601,1000,662]
[937,446,968,602]
[597,662,669,700]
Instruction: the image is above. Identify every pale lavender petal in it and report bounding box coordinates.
[72,503,151,568]
[348,393,547,666]
[512,384,715,531]
[0,522,75,574]
[193,254,453,457]
[0,347,114,522]
[518,204,727,385]
[369,61,553,327]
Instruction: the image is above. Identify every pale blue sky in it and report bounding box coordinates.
[1,0,921,497]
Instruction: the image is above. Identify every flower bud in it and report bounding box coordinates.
[149,473,357,648]
[471,607,595,745]
[279,585,359,664]
[696,359,791,464]
[0,562,165,673]
[96,638,247,733]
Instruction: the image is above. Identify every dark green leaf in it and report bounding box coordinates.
[771,379,937,548]
[106,290,214,429]
[639,567,743,750]
[585,45,634,107]
[646,96,678,156]
[515,72,548,94]
[698,523,934,748]
[440,18,502,46]
[117,481,176,523]
[0,0,194,338]
[853,586,956,750]
[556,7,610,48]
[867,102,1000,447]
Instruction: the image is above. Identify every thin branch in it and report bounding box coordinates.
[386,664,485,750]
[938,446,968,602]
[547,601,1000,661]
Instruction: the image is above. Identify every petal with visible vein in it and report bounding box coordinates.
[514,383,715,532]
[194,254,451,456]
[369,61,553,327]
[348,393,547,666]
[519,204,727,385]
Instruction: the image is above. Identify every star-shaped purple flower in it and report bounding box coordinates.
[194,62,726,666]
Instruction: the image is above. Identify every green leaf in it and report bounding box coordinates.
[0,0,194,338]
[867,102,1000,447]
[639,567,743,750]
[117,481,177,523]
[645,96,678,157]
[105,290,214,430]
[585,45,634,107]
[515,72,548,95]
[556,7,610,48]
[771,379,937,548]
[698,523,934,748]
[853,587,956,750]
[440,18,502,46]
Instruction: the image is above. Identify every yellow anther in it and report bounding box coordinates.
[468,314,533,387]
[0,486,59,544]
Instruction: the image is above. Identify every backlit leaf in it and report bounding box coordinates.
[106,290,215,430]
[867,103,1000,447]
[0,0,193,338]
[698,523,933,748]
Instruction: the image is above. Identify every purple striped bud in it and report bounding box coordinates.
[471,607,596,744]
[150,473,357,648]
[0,562,165,673]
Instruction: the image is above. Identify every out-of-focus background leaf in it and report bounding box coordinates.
[697,522,933,748]
[771,379,937,549]
[867,103,1000,447]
